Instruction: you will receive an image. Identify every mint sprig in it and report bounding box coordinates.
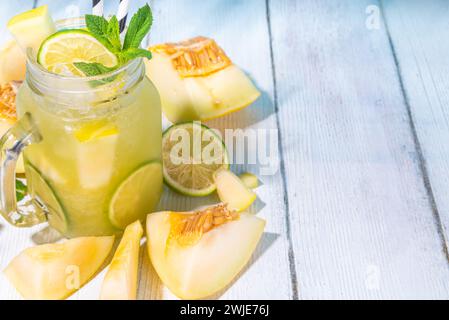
[16,179,27,202]
[73,62,115,76]
[122,4,153,51]
[77,3,153,77]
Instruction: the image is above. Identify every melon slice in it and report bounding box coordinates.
[7,5,56,53]
[0,82,25,173]
[74,120,119,189]
[3,236,114,300]
[239,172,259,189]
[100,221,143,300]
[214,169,257,212]
[0,40,26,84]
[146,204,265,299]
[145,36,260,123]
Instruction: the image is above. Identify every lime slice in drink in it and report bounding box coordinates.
[109,161,163,229]
[162,122,230,196]
[37,29,117,76]
[26,164,68,234]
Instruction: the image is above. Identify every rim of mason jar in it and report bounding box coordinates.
[25,16,141,83]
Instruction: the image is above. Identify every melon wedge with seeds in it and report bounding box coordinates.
[145,36,260,123]
[100,221,143,300]
[3,236,114,300]
[214,169,257,212]
[146,204,265,299]
[0,40,26,84]
[0,82,27,173]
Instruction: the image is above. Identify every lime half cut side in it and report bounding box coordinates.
[37,29,117,76]
[109,161,163,229]
[26,164,68,234]
[162,122,230,197]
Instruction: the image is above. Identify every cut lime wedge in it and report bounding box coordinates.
[162,122,229,196]
[37,29,117,76]
[26,164,68,234]
[109,161,163,229]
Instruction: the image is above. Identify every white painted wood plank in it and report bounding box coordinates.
[0,0,293,300]
[382,0,449,255]
[38,0,93,20]
[269,0,449,299]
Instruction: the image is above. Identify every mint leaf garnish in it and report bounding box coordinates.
[16,179,27,202]
[119,47,152,61]
[123,4,153,51]
[85,14,115,52]
[74,62,115,76]
[107,16,121,52]
[78,4,154,77]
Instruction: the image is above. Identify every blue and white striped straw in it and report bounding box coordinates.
[92,0,104,16]
[117,0,130,35]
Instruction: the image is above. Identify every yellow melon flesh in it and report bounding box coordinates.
[7,5,56,53]
[0,82,25,173]
[145,37,260,123]
[146,206,265,299]
[0,40,26,84]
[214,169,257,212]
[239,172,259,189]
[3,236,114,300]
[100,221,143,300]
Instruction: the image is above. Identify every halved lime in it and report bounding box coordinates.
[162,122,229,196]
[109,161,163,229]
[26,164,68,234]
[37,29,117,76]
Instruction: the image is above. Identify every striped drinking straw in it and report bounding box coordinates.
[92,0,104,16]
[117,0,130,35]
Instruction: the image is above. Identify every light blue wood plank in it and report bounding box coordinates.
[382,0,449,259]
[269,0,449,299]
[36,0,92,20]
[0,1,35,43]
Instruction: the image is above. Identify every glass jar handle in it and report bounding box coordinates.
[0,112,44,227]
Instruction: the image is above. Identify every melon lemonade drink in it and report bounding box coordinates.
[18,56,162,237]
[0,6,163,237]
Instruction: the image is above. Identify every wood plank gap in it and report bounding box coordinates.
[380,0,449,262]
[265,0,299,300]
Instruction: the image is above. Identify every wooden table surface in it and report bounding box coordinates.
[1,0,449,300]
